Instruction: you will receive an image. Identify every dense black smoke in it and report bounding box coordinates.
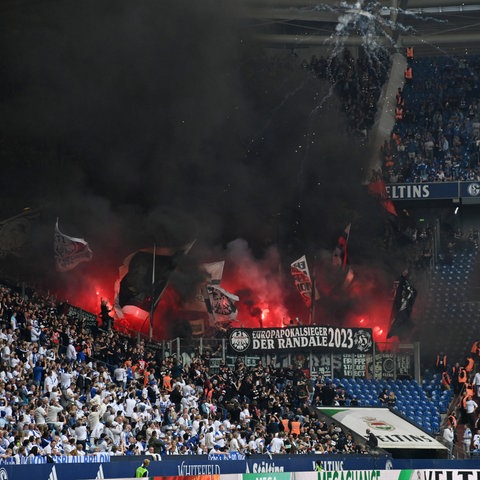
[0,0,401,313]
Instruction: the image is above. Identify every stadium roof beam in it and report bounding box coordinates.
[245,0,480,6]
[252,32,480,47]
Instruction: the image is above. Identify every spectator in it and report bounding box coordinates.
[465,395,478,430]
[378,389,389,406]
[473,429,480,451]
[443,424,455,459]
[269,432,285,454]
[135,458,150,478]
[387,391,397,408]
[0,279,439,465]
[463,425,473,459]
[365,429,378,453]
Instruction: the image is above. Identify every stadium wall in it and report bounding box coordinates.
[3,455,480,480]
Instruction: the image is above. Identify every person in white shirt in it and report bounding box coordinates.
[465,396,478,429]
[247,434,258,453]
[66,342,77,363]
[63,438,76,454]
[269,432,285,454]
[113,366,127,389]
[214,425,226,448]
[464,426,473,458]
[74,419,88,447]
[205,427,215,450]
[45,399,64,432]
[192,414,202,435]
[443,425,455,458]
[43,439,60,456]
[59,368,73,390]
[90,422,105,446]
[182,382,195,398]
[63,386,75,406]
[240,405,252,426]
[34,398,49,425]
[238,432,247,451]
[124,393,136,419]
[30,325,42,343]
[88,404,106,432]
[110,419,124,446]
[44,370,58,395]
[223,417,232,430]
[1,344,10,362]
[473,430,480,451]
[177,412,192,429]
[229,432,242,453]
[473,371,480,398]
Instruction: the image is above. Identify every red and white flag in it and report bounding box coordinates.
[290,255,313,307]
[54,219,93,272]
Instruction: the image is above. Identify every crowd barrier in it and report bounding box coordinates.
[3,455,480,480]
[0,454,391,480]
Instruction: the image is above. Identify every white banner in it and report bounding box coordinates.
[317,407,447,450]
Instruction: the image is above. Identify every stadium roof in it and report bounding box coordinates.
[245,0,480,56]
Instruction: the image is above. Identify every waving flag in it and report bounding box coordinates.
[388,270,417,339]
[344,266,355,287]
[332,223,351,269]
[206,285,239,322]
[0,208,40,258]
[368,179,398,216]
[115,241,194,319]
[54,219,93,272]
[291,255,313,307]
[182,261,225,312]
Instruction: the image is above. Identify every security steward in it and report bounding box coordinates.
[136,458,151,478]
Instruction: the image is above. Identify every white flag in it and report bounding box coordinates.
[54,219,93,272]
[206,285,239,322]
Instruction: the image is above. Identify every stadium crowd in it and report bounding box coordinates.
[304,48,390,139]
[381,55,480,184]
[441,346,480,458]
[0,283,372,465]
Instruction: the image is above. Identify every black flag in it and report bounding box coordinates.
[115,242,194,318]
[387,270,417,339]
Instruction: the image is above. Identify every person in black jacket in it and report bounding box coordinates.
[366,428,378,452]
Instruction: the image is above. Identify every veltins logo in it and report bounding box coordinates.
[364,416,395,431]
[229,329,251,353]
[353,329,372,352]
[0,467,8,480]
[468,183,480,196]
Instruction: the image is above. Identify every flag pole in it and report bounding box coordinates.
[343,224,351,270]
[148,239,197,340]
[149,242,156,341]
[310,255,316,325]
[204,285,217,327]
